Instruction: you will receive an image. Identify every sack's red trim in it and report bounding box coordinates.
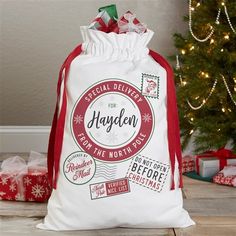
[149,50,183,189]
[47,45,82,189]
[48,46,183,190]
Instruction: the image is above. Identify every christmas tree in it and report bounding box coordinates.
[171,0,236,153]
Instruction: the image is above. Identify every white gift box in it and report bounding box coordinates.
[199,157,236,178]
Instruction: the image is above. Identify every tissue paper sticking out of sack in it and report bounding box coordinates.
[88,5,147,34]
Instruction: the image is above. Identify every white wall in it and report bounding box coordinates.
[0,0,187,125]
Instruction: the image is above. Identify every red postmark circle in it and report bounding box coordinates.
[72,80,153,162]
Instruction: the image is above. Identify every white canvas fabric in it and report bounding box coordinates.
[38,26,194,230]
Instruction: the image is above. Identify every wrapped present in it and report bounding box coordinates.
[198,157,222,178]
[110,11,147,34]
[0,151,51,202]
[23,173,51,202]
[88,5,147,35]
[195,148,236,178]
[98,4,118,21]
[88,5,117,32]
[182,155,195,173]
[213,166,236,187]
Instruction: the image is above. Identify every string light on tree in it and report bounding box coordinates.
[221,74,236,106]
[224,34,230,40]
[224,5,236,34]
[190,45,195,50]
[186,79,217,110]
[172,1,236,152]
[189,0,221,42]
[188,0,235,43]
[189,129,194,135]
[175,55,183,85]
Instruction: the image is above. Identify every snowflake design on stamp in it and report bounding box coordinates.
[31,184,45,198]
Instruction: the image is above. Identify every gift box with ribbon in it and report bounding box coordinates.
[110,11,147,34]
[0,151,51,202]
[88,4,117,32]
[88,4,147,34]
[213,166,236,187]
[195,148,236,178]
[182,155,195,173]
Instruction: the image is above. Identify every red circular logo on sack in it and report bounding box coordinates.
[71,79,154,162]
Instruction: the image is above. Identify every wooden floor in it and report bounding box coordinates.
[0,154,236,236]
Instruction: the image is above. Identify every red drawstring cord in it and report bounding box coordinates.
[47,45,82,189]
[149,50,183,189]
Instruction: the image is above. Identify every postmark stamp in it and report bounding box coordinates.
[63,151,96,185]
[71,79,154,163]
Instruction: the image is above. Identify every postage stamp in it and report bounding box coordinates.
[141,73,159,99]
[126,155,169,192]
[89,178,130,200]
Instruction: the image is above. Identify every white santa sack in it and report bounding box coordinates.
[38,26,195,230]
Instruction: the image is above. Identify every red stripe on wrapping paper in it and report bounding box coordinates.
[47,45,82,189]
[149,50,183,189]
